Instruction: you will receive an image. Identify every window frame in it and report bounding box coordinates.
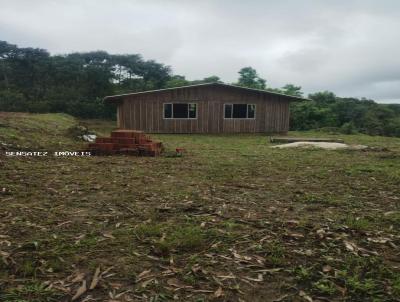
[163,103,173,119]
[163,102,198,119]
[247,104,256,119]
[223,103,256,119]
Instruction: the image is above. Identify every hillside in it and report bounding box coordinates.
[1,113,400,301]
[0,112,83,151]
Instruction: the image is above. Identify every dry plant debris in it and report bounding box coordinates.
[0,113,400,301]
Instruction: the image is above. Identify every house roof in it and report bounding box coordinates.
[104,82,309,102]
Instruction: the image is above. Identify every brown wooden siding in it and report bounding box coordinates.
[117,85,290,133]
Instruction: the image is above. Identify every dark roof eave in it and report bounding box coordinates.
[104,83,310,102]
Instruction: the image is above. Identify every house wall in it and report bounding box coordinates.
[117,85,290,133]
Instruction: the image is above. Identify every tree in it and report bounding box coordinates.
[236,67,266,89]
[166,75,222,88]
[201,76,221,83]
[289,101,333,130]
[0,41,18,90]
[140,60,171,90]
[309,91,336,104]
[190,75,222,85]
[281,84,303,97]
[0,41,173,118]
[165,75,190,88]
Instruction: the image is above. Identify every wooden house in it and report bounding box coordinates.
[104,83,306,133]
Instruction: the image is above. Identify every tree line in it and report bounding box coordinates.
[0,40,399,136]
[227,67,400,136]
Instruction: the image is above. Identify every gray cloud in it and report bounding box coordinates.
[0,0,399,103]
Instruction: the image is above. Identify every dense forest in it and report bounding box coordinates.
[1,40,400,136]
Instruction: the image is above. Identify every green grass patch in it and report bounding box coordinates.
[294,265,314,283]
[384,212,400,228]
[264,241,286,266]
[0,112,80,150]
[1,282,62,302]
[135,223,209,254]
[293,192,341,206]
[313,279,337,295]
[294,256,399,300]
[344,216,373,231]
[160,226,207,253]
[135,223,164,238]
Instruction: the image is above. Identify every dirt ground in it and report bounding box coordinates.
[1,113,400,301]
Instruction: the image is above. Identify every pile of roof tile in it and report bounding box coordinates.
[88,130,162,156]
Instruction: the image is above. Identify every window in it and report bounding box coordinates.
[224,104,256,119]
[224,104,232,119]
[173,103,188,118]
[164,103,172,118]
[164,103,197,119]
[247,104,255,118]
[188,103,197,118]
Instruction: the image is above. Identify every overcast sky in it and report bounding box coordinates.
[1,0,399,103]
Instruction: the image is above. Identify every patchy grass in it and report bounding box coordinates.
[263,241,286,266]
[0,112,84,150]
[1,112,400,301]
[344,216,373,231]
[1,282,62,302]
[135,223,164,238]
[161,226,207,253]
[293,192,342,206]
[384,211,400,229]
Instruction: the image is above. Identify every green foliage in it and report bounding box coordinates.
[336,256,392,299]
[201,75,221,83]
[383,211,400,228]
[165,75,222,88]
[165,75,190,88]
[236,66,266,89]
[0,40,170,119]
[392,276,400,296]
[293,256,398,300]
[313,279,337,295]
[294,265,313,282]
[263,241,286,266]
[190,75,222,85]
[0,40,225,119]
[281,83,303,97]
[2,282,62,302]
[344,216,372,231]
[0,90,26,111]
[135,223,163,238]
[340,121,357,134]
[309,91,337,104]
[290,91,400,137]
[135,223,207,254]
[234,67,306,99]
[160,226,206,253]
[293,192,340,206]
[290,101,333,130]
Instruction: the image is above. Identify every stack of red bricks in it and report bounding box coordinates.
[88,130,162,156]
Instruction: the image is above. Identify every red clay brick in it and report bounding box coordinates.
[114,143,138,149]
[89,130,162,156]
[111,130,144,138]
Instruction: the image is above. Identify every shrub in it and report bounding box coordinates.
[340,122,357,134]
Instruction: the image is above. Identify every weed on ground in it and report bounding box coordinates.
[0,113,400,301]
